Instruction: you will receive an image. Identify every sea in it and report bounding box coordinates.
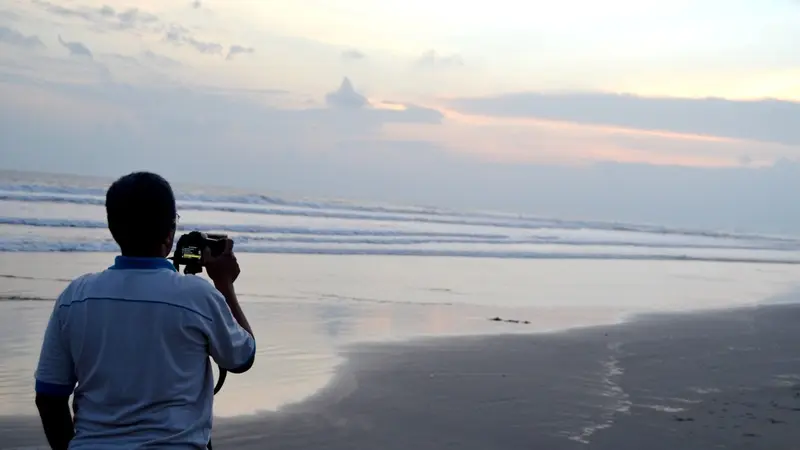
[2,169,800,439]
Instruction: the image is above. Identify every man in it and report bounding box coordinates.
[34,171,256,449]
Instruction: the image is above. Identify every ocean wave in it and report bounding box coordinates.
[1,187,797,245]
[0,228,795,252]
[0,217,506,239]
[0,191,559,231]
[0,237,799,264]
[0,184,460,218]
[4,214,800,252]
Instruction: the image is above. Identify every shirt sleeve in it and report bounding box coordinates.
[34,293,77,397]
[201,287,256,374]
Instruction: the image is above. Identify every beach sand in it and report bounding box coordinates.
[3,302,800,449]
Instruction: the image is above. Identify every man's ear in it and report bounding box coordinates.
[163,229,176,257]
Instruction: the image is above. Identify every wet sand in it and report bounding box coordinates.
[3,302,800,449]
[7,252,799,421]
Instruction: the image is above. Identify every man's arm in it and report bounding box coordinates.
[35,394,74,450]
[202,282,256,374]
[200,241,255,373]
[214,281,253,338]
[34,300,77,450]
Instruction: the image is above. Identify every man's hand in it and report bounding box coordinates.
[35,393,74,450]
[202,238,254,342]
[203,239,240,287]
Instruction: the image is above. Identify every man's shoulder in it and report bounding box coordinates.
[159,275,226,325]
[61,270,222,321]
[57,272,104,305]
[174,273,217,293]
[60,269,216,300]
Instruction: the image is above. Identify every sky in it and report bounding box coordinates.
[2,0,800,233]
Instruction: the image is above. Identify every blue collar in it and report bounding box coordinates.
[110,256,177,272]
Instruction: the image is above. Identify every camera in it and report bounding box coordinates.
[171,231,228,275]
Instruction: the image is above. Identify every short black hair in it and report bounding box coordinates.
[105,172,177,255]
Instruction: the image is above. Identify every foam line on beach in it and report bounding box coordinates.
[0,295,53,302]
[1,238,799,263]
[0,225,795,252]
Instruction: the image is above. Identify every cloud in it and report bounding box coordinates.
[0,10,20,22]
[104,53,138,64]
[32,0,159,32]
[0,64,441,156]
[197,85,289,97]
[99,50,183,82]
[416,50,464,68]
[0,51,111,86]
[325,77,368,109]
[111,7,159,31]
[164,25,223,55]
[605,132,779,163]
[226,45,254,61]
[58,35,92,58]
[31,0,231,57]
[31,0,95,21]
[448,92,800,147]
[185,38,222,55]
[313,78,443,135]
[141,50,182,68]
[374,103,445,125]
[341,49,366,62]
[0,26,45,49]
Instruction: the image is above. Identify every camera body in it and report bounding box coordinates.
[172,231,227,275]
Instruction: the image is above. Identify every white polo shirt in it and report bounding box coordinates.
[34,255,256,449]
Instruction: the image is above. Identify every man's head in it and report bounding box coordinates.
[106,172,178,257]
